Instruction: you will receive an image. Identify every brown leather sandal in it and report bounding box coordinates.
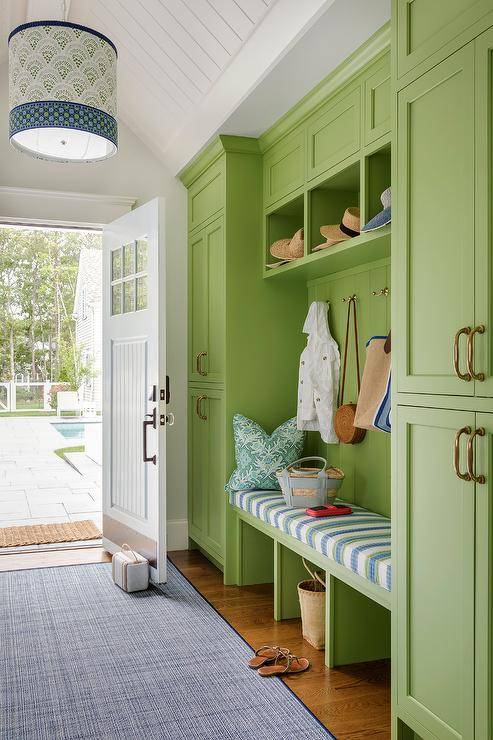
[248,645,287,669]
[257,651,310,677]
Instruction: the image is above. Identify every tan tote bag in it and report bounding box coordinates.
[354,332,391,432]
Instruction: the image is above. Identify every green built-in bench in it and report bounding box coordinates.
[227,490,391,668]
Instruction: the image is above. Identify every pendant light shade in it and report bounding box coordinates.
[8,21,117,163]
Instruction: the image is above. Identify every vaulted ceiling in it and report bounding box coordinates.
[0,1,389,173]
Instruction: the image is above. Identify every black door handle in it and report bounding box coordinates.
[143,407,157,465]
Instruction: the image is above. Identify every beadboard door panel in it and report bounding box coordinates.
[396,46,475,396]
[396,406,475,740]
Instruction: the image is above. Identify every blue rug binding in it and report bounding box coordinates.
[0,561,333,739]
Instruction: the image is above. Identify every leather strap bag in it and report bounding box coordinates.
[334,297,366,444]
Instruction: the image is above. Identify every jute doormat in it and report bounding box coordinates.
[0,520,102,548]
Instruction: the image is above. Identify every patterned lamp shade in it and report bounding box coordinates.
[8,21,117,163]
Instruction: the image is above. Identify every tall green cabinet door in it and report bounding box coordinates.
[189,217,225,384]
[395,406,476,740]
[472,412,492,740]
[474,28,493,398]
[395,0,493,80]
[396,46,475,397]
[188,387,225,562]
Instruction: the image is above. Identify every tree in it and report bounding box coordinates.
[0,227,101,385]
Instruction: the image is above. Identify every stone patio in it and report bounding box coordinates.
[0,416,101,549]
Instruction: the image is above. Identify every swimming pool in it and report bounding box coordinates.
[52,422,89,441]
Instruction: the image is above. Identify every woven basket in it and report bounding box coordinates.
[276,457,344,508]
[298,559,326,650]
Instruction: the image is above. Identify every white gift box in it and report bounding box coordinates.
[112,544,149,592]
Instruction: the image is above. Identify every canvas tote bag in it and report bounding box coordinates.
[354,332,391,433]
[334,297,366,444]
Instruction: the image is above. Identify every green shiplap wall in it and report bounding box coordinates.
[307,260,391,516]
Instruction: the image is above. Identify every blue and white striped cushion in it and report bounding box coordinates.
[230,490,391,591]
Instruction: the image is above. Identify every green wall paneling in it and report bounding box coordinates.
[188,386,226,565]
[238,518,274,586]
[307,259,391,516]
[394,0,493,84]
[395,405,476,740]
[307,159,360,254]
[188,216,225,384]
[475,28,493,399]
[263,129,305,209]
[306,87,361,182]
[363,54,391,146]
[395,45,476,397]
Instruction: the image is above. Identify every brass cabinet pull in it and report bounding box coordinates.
[454,426,472,481]
[467,325,485,381]
[453,327,472,381]
[196,395,207,421]
[467,427,486,484]
[196,351,208,376]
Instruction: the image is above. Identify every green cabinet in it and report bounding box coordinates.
[396,47,476,397]
[363,59,391,145]
[263,130,305,208]
[188,158,224,232]
[395,0,493,81]
[396,406,493,740]
[396,406,476,739]
[189,216,225,384]
[306,88,360,181]
[188,387,225,563]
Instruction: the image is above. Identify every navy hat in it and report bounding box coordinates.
[362,187,391,232]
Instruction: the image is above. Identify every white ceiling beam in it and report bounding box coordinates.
[26,0,71,22]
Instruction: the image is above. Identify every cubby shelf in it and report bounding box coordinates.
[263,224,390,281]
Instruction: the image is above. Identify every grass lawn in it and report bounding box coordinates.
[54,445,85,462]
[0,410,57,417]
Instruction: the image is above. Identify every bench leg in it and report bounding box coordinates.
[325,575,391,667]
[274,542,319,621]
[223,506,240,585]
[225,515,274,586]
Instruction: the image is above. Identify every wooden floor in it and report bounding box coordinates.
[1,545,391,738]
[169,549,391,740]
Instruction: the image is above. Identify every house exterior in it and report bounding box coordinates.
[73,247,102,410]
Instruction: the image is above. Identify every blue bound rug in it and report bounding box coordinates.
[0,562,332,739]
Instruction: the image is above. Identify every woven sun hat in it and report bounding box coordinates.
[362,187,391,232]
[269,228,304,260]
[312,207,360,251]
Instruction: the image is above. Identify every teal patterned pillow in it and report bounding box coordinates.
[225,415,305,492]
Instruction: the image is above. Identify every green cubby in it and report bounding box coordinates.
[308,161,360,254]
[365,143,391,226]
[265,192,305,264]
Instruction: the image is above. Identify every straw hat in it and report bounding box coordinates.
[270,228,304,260]
[312,207,360,251]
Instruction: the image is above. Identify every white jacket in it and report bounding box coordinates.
[296,301,340,444]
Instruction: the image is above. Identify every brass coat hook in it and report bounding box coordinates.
[372,287,389,297]
[341,294,357,303]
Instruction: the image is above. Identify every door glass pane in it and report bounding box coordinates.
[123,280,135,313]
[123,242,135,277]
[136,276,148,310]
[112,248,122,280]
[136,239,148,273]
[111,283,122,315]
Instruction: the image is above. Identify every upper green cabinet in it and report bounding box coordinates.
[363,61,391,145]
[396,406,478,740]
[395,46,476,397]
[263,130,305,208]
[306,88,360,181]
[189,216,225,384]
[188,158,224,233]
[395,0,493,81]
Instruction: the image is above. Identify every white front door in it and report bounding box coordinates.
[102,198,167,583]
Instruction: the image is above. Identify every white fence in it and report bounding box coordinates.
[0,381,55,412]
